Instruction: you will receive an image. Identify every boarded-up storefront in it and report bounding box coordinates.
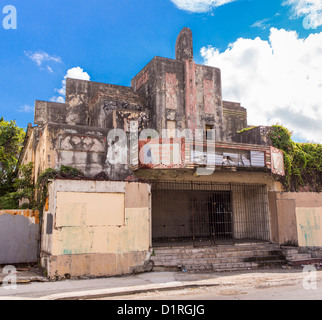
[41,180,151,279]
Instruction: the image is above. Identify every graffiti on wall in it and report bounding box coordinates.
[297,207,322,247]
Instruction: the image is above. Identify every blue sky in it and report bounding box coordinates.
[0,0,321,142]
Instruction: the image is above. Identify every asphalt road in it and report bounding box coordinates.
[99,284,322,300]
[1,268,322,300]
[99,273,322,300]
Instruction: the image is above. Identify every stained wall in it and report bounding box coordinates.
[40,180,151,278]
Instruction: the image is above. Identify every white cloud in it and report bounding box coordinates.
[51,67,91,103]
[25,50,62,66]
[283,0,322,29]
[46,66,54,73]
[169,0,236,13]
[19,105,34,113]
[251,18,271,30]
[200,28,322,143]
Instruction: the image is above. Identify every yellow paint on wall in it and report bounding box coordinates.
[56,192,125,227]
[296,207,322,247]
[51,192,150,256]
[105,208,150,253]
[56,202,85,227]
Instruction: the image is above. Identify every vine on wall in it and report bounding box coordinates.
[268,125,322,192]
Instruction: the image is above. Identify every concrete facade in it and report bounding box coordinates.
[40,180,151,279]
[18,28,278,182]
[0,210,39,265]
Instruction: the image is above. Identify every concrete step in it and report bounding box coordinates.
[280,246,318,264]
[183,260,287,272]
[153,246,280,257]
[151,243,286,272]
[152,250,284,261]
[286,253,312,261]
[153,243,280,255]
[287,258,322,267]
[152,250,285,262]
[281,248,300,255]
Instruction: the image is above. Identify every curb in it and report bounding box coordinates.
[1,280,220,300]
[44,280,220,300]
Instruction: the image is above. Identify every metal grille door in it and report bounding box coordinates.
[151,181,270,247]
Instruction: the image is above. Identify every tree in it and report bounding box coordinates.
[0,117,25,197]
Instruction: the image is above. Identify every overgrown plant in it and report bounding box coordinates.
[0,162,34,209]
[0,117,25,198]
[0,162,85,211]
[35,165,84,212]
[268,125,322,192]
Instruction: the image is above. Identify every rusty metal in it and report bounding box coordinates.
[151,181,270,247]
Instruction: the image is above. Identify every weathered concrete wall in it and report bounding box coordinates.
[223,101,247,143]
[65,79,147,127]
[33,126,57,184]
[132,57,186,134]
[131,28,227,141]
[21,122,135,181]
[34,100,68,125]
[0,210,39,265]
[131,56,226,141]
[34,79,146,128]
[235,126,271,146]
[269,192,322,247]
[40,180,151,278]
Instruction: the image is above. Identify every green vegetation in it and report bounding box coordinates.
[0,118,26,208]
[237,126,259,134]
[0,162,84,211]
[268,125,322,192]
[0,118,25,198]
[0,162,35,209]
[35,165,84,212]
[0,116,85,210]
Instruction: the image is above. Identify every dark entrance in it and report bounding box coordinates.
[190,191,233,245]
[152,181,270,247]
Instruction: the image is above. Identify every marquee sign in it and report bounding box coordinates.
[270,147,285,176]
[138,138,185,169]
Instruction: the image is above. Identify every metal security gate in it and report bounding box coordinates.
[152,181,270,247]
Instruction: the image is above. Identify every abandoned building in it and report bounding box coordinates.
[13,28,322,279]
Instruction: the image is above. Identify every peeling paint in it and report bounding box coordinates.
[0,209,39,224]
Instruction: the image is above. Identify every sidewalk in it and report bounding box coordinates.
[0,267,321,300]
